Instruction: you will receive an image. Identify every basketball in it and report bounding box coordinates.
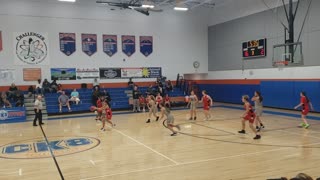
[97,108,102,113]
[90,106,96,112]
[185,96,190,103]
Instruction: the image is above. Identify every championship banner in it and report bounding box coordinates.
[82,34,97,56]
[140,36,153,57]
[76,68,99,79]
[0,31,2,52]
[121,68,142,78]
[51,68,76,80]
[103,35,117,57]
[143,67,161,78]
[23,68,41,81]
[59,33,76,56]
[0,69,15,83]
[14,32,50,65]
[99,68,121,79]
[122,35,135,57]
[0,107,26,124]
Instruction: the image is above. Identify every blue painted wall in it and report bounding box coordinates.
[198,81,320,112]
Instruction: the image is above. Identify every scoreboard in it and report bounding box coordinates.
[242,38,266,58]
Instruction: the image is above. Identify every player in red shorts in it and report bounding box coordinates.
[95,96,104,121]
[139,95,146,112]
[99,100,115,131]
[164,94,171,108]
[155,93,163,109]
[238,95,261,139]
[199,90,213,120]
[294,91,313,129]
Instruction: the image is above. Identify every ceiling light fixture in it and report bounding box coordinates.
[141,4,155,9]
[58,0,76,2]
[173,7,188,11]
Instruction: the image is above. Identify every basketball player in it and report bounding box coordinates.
[99,100,115,131]
[251,91,264,131]
[155,93,163,109]
[146,95,159,123]
[160,102,180,136]
[95,96,104,121]
[238,95,261,139]
[187,90,198,120]
[199,90,213,120]
[294,92,313,129]
[164,94,171,108]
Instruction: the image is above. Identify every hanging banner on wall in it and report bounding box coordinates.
[0,31,2,52]
[121,68,142,78]
[76,68,99,79]
[14,32,50,65]
[140,36,153,57]
[103,35,117,57]
[59,33,76,56]
[99,68,121,79]
[99,67,162,79]
[51,68,76,80]
[142,67,161,78]
[82,34,97,56]
[122,35,135,57]
[23,68,41,81]
[0,69,15,84]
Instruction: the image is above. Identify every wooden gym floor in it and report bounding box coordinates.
[0,103,320,180]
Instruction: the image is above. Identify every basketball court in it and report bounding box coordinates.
[1,104,320,180]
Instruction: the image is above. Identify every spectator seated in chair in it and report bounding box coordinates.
[0,92,12,108]
[50,79,58,93]
[35,79,44,96]
[27,86,34,98]
[58,91,71,113]
[14,90,24,107]
[70,88,80,105]
[7,83,18,100]
[42,79,51,93]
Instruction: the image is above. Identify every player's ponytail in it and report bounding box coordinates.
[255,91,263,102]
[301,91,309,103]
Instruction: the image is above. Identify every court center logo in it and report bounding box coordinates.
[0,110,9,120]
[15,32,48,65]
[0,136,100,159]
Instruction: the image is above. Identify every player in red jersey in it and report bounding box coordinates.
[139,95,146,112]
[155,93,163,109]
[95,96,104,121]
[164,94,171,108]
[99,100,115,131]
[238,95,261,139]
[294,92,313,129]
[199,90,213,120]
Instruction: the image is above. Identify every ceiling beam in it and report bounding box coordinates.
[190,0,213,9]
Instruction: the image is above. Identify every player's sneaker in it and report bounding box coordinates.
[238,130,246,134]
[253,135,261,139]
[304,124,310,129]
[300,122,306,127]
[170,133,177,136]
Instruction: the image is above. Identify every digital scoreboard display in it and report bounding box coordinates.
[242,38,266,58]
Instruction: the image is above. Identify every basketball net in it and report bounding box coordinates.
[273,60,289,70]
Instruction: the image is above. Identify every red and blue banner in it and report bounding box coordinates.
[122,35,135,57]
[0,107,26,124]
[0,31,2,52]
[59,33,76,56]
[82,34,97,56]
[140,36,153,57]
[103,35,117,57]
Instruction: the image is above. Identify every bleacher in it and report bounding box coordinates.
[45,86,186,115]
